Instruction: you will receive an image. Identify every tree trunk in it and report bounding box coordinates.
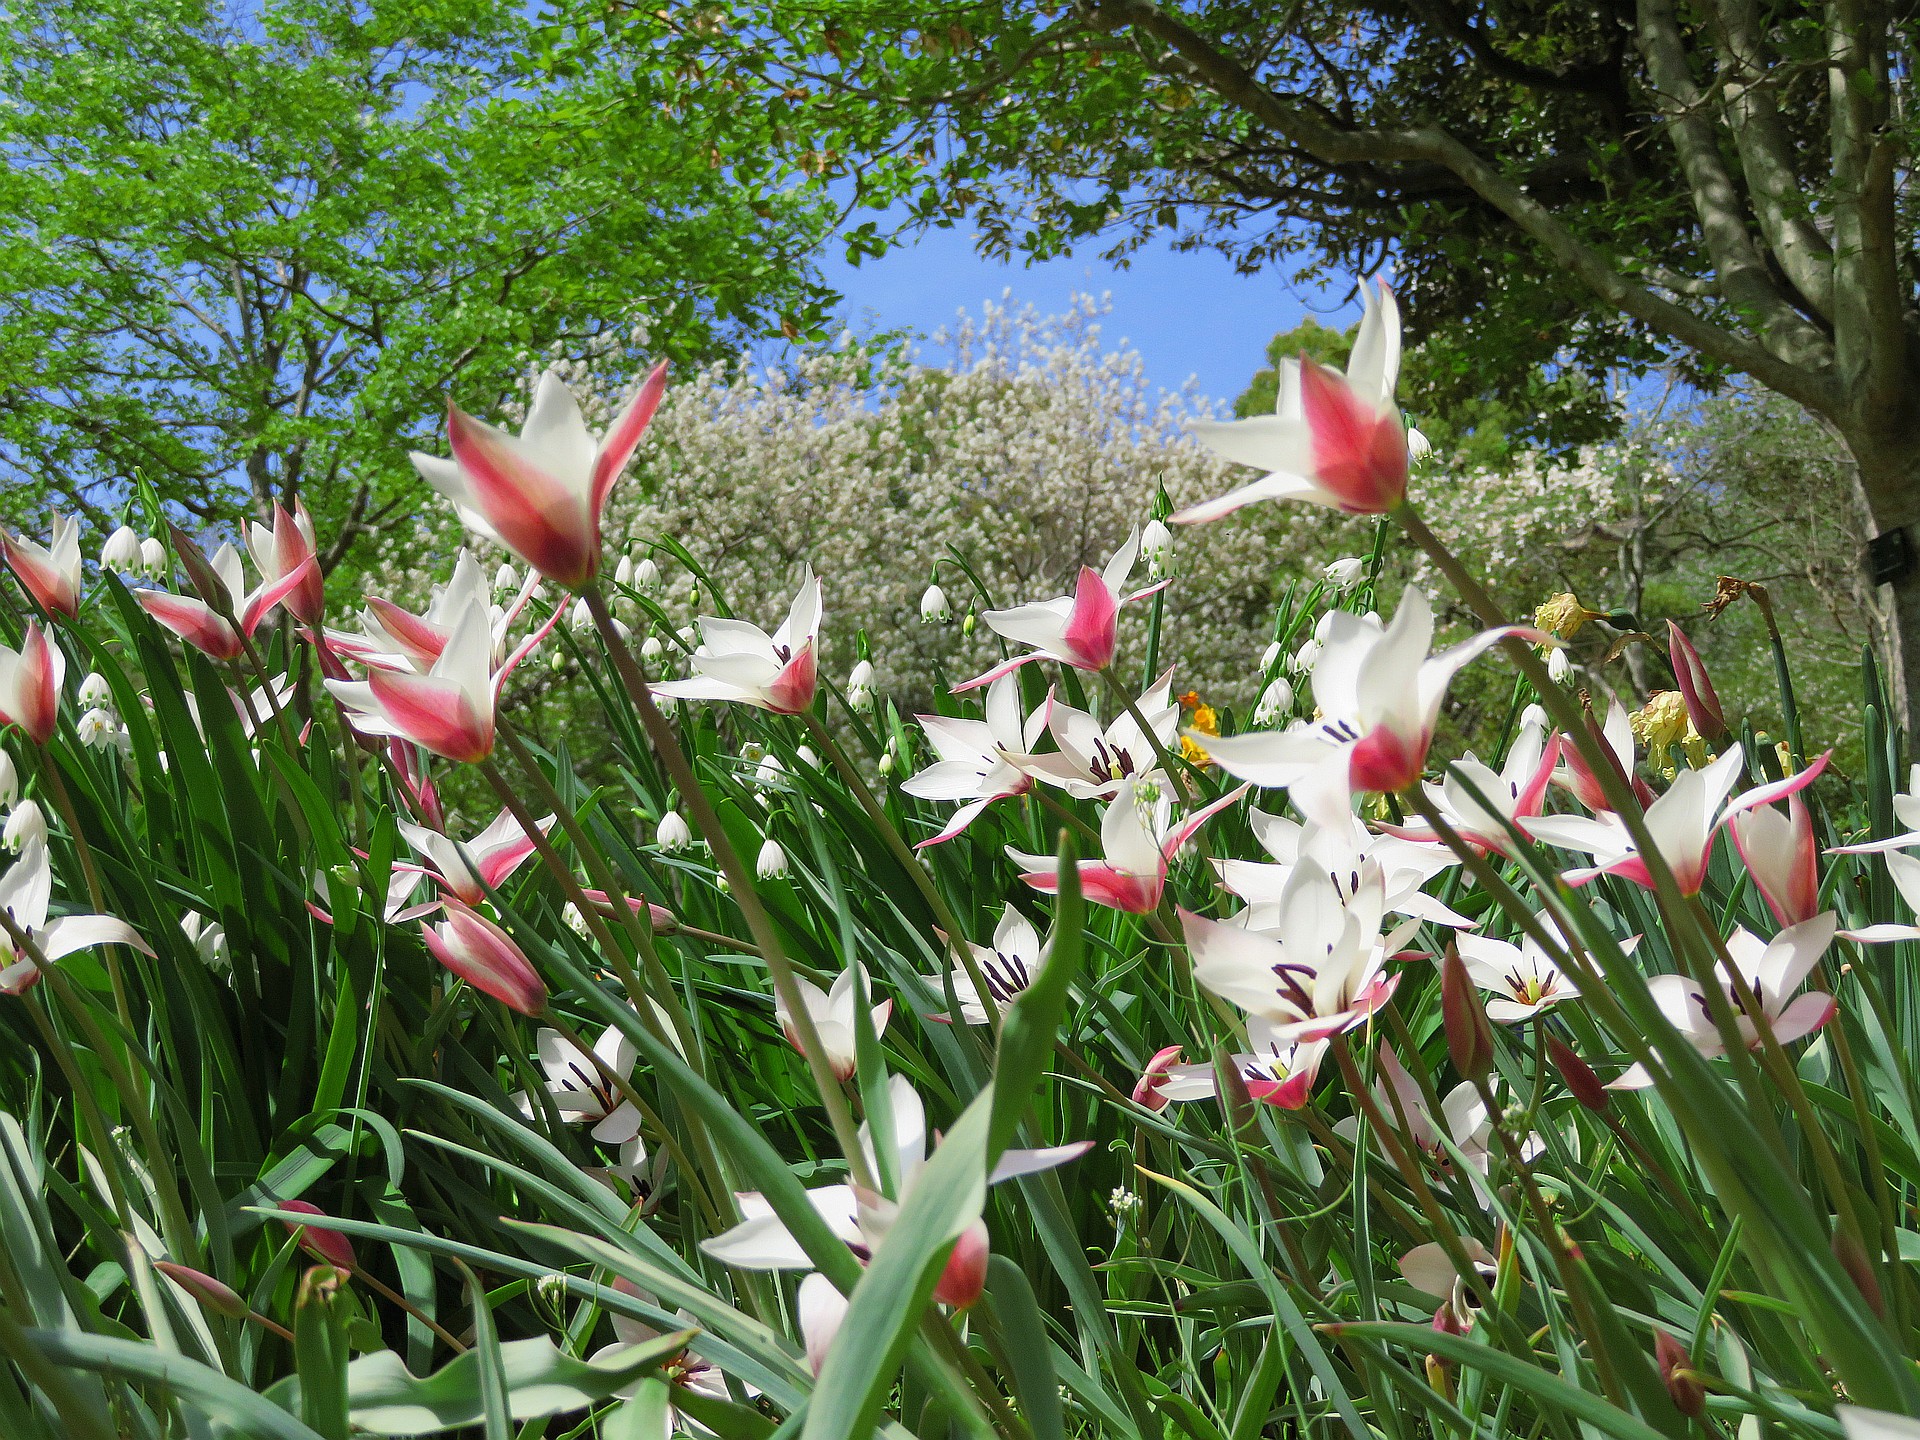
[1845,420,1920,733]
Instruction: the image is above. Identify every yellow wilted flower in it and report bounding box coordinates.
[1533,592,1607,640]
[1630,690,1698,775]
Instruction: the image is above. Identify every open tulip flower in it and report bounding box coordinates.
[395,807,554,907]
[901,674,1052,846]
[2,513,83,619]
[0,622,66,746]
[1199,587,1543,828]
[1007,778,1249,913]
[955,530,1169,690]
[246,501,325,626]
[1528,745,1829,895]
[702,1074,1088,1310]
[1345,1045,1534,1200]
[1730,792,1819,927]
[334,550,540,671]
[1552,698,1656,813]
[1177,280,1408,521]
[136,540,317,661]
[1152,1016,1330,1109]
[774,964,892,1080]
[1182,861,1418,1042]
[652,567,821,714]
[1008,669,1178,799]
[1377,717,1562,857]
[0,840,153,995]
[1454,917,1621,1022]
[513,1019,644,1144]
[412,363,668,589]
[325,592,558,763]
[936,902,1048,1024]
[1217,809,1471,929]
[1612,913,1838,1088]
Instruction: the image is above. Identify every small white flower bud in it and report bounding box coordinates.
[756,838,788,880]
[0,750,16,807]
[615,555,635,586]
[1547,646,1573,683]
[962,610,976,636]
[847,659,875,712]
[877,752,895,776]
[795,745,820,769]
[5,800,46,852]
[569,598,593,635]
[640,635,664,660]
[920,584,950,625]
[637,558,661,593]
[1253,678,1294,726]
[77,673,113,708]
[139,537,167,576]
[656,811,692,851]
[101,526,142,571]
[548,647,568,672]
[493,563,519,594]
[1261,640,1282,671]
[1323,557,1365,591]
[1141,519,1173,578]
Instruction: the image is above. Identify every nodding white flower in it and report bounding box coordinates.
[76,673,112,708]
[795,744,820,769]
[655,811,692,851]
[1252,678,1293,726]
[101,526,142,572]
[1009,670,1177,800]
[902,673,1052,846]
[395,808,552,908]
[635,556,661,593]
[413,363,668,589]
[1178,280,1407,521]
[0,840,154,995]
[1006,778,1249,914]
[180,912,230,973]
[753,752,786,788]
[326,590,559,764]
[138,537,166,577]
[136,539,317,661]
[637,635,663,663]
[493,562,519,595]
[756,838,789,880]
[1153,1016,1330,1109]
[701,1074,1088,1310]
[847,659,876,711]
[1407,427,1433,460]
[1290,639,1320,674]
[513,1019,644,1144]
[0,750,16,808]
[0,623,66,746]
[1528,746,1829,896]
[614,554,634,586]
[75,708,119,751]
[1612,914,1839,1089]
[1199,587,1543,830]
[1183,862,1417,1042]
[652,568,821,715]
[956,530,1169,690]
[775,964,891,1078]
[939,903,1048,1024]
[569,598,593,634]
[1141,518,1174,578]
[920,583,951,625]
[1323,557,1365,590]
[2,513,83,619]
[1261,640,1283,671]
[1546,646,1572,683]
[5,800,46,852]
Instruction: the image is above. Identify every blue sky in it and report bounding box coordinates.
[814,215,1351,407]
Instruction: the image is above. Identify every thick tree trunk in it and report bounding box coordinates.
[1846,421,1920,733]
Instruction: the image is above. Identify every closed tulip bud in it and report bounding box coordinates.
[1545,1036,1609,1112]
[153,1261,250,1319]
[1667,620,1728,743]
[1653,1328,1705,1418]
[847,659,875,711]
[1440,945,1494,1082]
[279,1200,357,1271]
[0,622,66,745]
[756,838,788,879]
[1131,1045,1183,1113]
[920,583,950,624]
[138,537,166,576]
[101,526,142,572]
[5,799,46,852]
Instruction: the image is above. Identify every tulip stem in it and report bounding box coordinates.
[578,585,875,1194]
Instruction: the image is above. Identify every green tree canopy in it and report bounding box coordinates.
[0,0,834,573]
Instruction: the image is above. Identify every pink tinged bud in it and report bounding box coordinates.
[420,900,547,1016]
[1298,358,1408,514]
[1545,1037,1609,1112]
[153,1260,249,1319]
[1347,724,1425,795]
[0,622,65,745]
[1653,1328,1705,1418]
[1060,566,1120,670]
[1667,621,1727,742]
[1440,946,1494,1082]
[1,526,81,619]
[933,1220,991,1308]
[1132,1045,1184,1112]
[279,1200,357,1271]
